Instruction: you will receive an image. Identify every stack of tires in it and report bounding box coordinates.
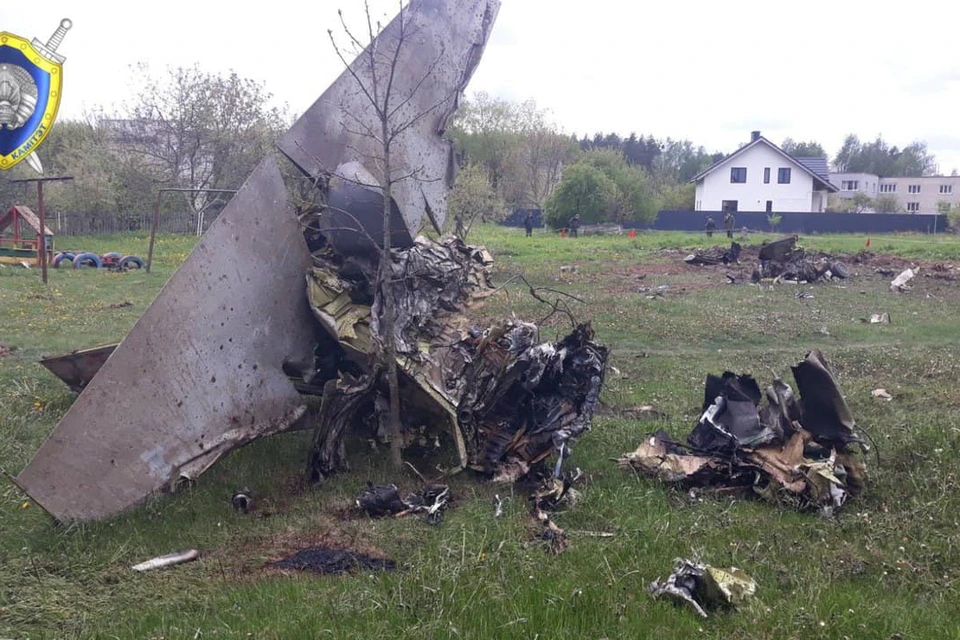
[51,252,145,270]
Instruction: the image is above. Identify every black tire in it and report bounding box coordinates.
[53,252,76,268]
[830,262,850,279]
[118,255,145,269]
[72,252,102,269]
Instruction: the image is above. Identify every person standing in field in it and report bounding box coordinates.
[724,211,735,239]
[524,211,534,237]
[568,213,581,238]
[705,215,716,238]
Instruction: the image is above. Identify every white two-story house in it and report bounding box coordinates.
[691,132,838,213]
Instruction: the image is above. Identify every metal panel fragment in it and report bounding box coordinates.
[15,157,316,521]
[278,0,502,242]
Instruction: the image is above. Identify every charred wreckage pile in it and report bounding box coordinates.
[685,235,850,284]
[620,349,868,514]
[12,0,612,523]
[302,227,608,484]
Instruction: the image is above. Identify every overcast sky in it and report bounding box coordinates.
[6,1,960,173]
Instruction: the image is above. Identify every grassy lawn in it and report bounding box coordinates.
[2,226,960,638]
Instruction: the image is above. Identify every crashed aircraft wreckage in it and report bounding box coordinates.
[16,0,520,522]
[620,349,867,514]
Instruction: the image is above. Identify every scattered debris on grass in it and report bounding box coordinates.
[648,557,757,618]
[751,236,849,284]
[131,549,200,572]
[0,343,14,358]
[872,389,893,401]
[620,349,868,514]
[890,268,917,292]
[863,312,891,324]
[685,242,742,266]
[356,482,451,524]
[107,301,133,309]
[524,469,583,555]
[271,547,397,575]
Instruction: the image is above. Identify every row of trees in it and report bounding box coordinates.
[0,67,948,236]
[0,64,287,235]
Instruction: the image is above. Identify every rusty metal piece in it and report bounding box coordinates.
[277,0,501,246]
[39,344,117,392]
[15,157,317,521]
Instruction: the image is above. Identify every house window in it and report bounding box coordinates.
[778,168,791,184]
[730,167,747,183]
[907,202,920,212]
[841,180,859,191]
[880,184,897,193]
[908,184,921,194]
[938,202,952,214]
[764,168,770,184]
[940,185,953,194]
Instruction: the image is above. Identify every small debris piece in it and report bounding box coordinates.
[271,547,397,575]
[356,482,451,524]
[232,489,254,513]
[559,264,579,274]
[872,389,893,401]
[131,549,200,572]
[869,313,891,325]
[107,301,133,310]
[493,494,504,518]
[648,558,757,619]
[890,268,916,292]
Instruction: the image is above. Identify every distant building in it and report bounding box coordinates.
[690,131,838,214]
[828,171,960,213]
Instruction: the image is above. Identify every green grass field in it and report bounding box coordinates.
[3,226,960,639]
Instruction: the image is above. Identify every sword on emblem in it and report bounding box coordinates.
[23,19,71,174]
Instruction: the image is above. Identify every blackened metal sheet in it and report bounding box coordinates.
[277,0,501,240]
[39,344,117,393]
[15,157,316,521]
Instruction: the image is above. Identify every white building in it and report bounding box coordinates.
[691,132,838,213]
[828,172,960,213]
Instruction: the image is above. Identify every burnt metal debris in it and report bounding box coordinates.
[303,232,608,484]
[751,236,849,283]
[14,0,506,522]
[620,349,867,514]
[684,242,742,266]
[356,482,451,524]
[648,557,757,619]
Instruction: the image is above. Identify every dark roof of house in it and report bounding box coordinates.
[690,137,838,192]
[794,157,830,181]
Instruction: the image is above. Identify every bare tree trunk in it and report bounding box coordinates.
[379,135,404,470]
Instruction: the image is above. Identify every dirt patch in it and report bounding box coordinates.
[0,343,13,358]
[271,547,397,575]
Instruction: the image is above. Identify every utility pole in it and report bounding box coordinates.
[11,176,74,284]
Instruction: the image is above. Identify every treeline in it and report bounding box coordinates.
[446,92,725,228]
[0,64,287,235]
[0,68,946,237]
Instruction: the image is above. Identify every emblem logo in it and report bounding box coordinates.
[0,19,71,173]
